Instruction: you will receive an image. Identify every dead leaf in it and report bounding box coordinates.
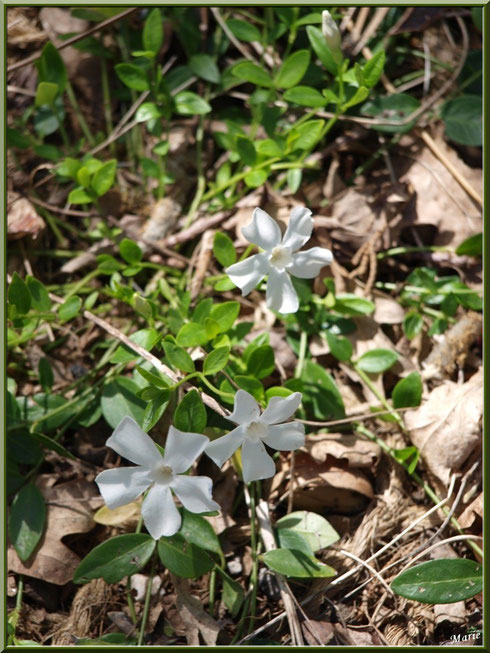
[93,500,141,528]
[7,192,45,240]
[374,296,406,324]
[303,432,381,469]
[171,574,220,645]
[405,368,482,486]
[7,8,46,46]
[8,478,101,585]
[458,493,482,531]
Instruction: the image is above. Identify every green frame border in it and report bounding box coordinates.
[3,2,487,651]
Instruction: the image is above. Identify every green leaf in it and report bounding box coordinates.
[274,50,310,89]
[276,511,340,552]
[189,54,220,84]
[91,159,116,197]
[361,93,420,134]
[213,232,236,268]
[392,445,420,474]
[356,349,398,373]
[158,534,215,578]
[180,508,223,558]
[276,529,314,557]
[334,294,375,316]
[362,50,386,88]
[306,25,338,75]
[236,136,256,166]
[140,157,160,178]
[38,358,54,392]
[8,272,31,316]
[162,341,195,373]
[455,233,482,257]
[143,8,163,55]
[74,534,156,584]
[58,296,82,322]
[244,169,268,188]
[283,86,327,108]
[9,484,46,562]
[7,127,31,149]
[74,633,138,646]
[215,567,244,617]
[37,42,67,93]
[300,361,345,420]
[342,86,369,111]
[203,347,230,375]
[246,344,275,379]
[326,331,352,362]
[174,91,211,115]
[232,61,273,88]
[35,81,58,107]
[192,298,213,324]
[403,311,423,340]
[135,102,163,122]
[153,140,169,156]
[232,375,264,402]
[440,95,482,146]
[286,168,302,194]
[176,322,209,347]
[119,238,143,265]
[226,18,261,42]
[115,63,150,91]
[77,166,91,189]
[392,372,422,409]
[209,301,240,333]
[391,559,482,604]
[68,187,93,204]
[101,377,146,429]
[110,329,160,364]
[173,390,207,433]
[291,119,324,151]
[262,549,336,578]
[256,138,284,157]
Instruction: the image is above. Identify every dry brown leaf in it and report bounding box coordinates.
[7,192,45,240]
[7,8,46,46]
[171,574,220,645]
[373,296,406,324]
[458,493,482,530]
[8,478,101,585]
[302,432,381,469]
[405,368,482,486]
[93,500,141,527]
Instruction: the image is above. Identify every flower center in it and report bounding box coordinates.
[151,464,174,485]
[245,421,268,442]
[268,246,292,271]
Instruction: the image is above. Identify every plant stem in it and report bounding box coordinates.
[65,80,95,146]
[202,157,280,202]
[100,58,116,155]
[247,481,260,635]
[208,569,217,617]
[137,553,157,646]
[64,269,101,300]
[377,245,451,259]
[353,363,406,433]
[294,330,307,379]
[186,112,206,226]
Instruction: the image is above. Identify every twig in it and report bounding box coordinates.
[210,8,257,63]
[338,549,394,596]
[29,196,97,218]
[7,8,138,73]
[296,405,415,427]
[352,8,390,56]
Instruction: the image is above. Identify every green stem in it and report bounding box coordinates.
[51,100,70,151]
[100,58,116,155]
[353,363,406,432]
[377,245,451,259]
[137,553,157,646]
[355,424,483,559]
[294,330,307,379]
[186,112,206,225]
[64,269,100,300]
[65,80,95,146]
[208,569,217,616]
[202,157,280,202]
[247,481,259,635]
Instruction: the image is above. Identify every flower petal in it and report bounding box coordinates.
[163,426,209,475]
[242,208,281,251]
[288,246,333,279]
[262,422,305,451]
[95,466,153,509]
[260,392,303,425]
[266,268,299,314]
[281,206,313,251]
[225,253,269,296]
[142,482,181,539]
[205,425,246,468]
[106,416,161,469]
[171,474,220,514]
[241,439,276,484]
[228,389,260,425]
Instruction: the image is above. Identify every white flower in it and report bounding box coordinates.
[225,207,333,314]
[205,389,305,484]
[322,10,341,54]
[95,417,220,540]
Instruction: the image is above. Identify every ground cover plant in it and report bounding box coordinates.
[6,5,483,647]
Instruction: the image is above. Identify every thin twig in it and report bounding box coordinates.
[338,549,394,595]
[210,8,257,63]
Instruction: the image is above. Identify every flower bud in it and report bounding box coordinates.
[322,10,341,54]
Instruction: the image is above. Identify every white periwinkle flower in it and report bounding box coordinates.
[205,389,305,484]
[225,207,333,314]
[322,10,341,55]
[95,417,220,540]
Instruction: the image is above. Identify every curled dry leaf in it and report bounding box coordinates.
[171,574,220,646]
[292,452,374,515]
[7,192,45,240]
[405,368,482,486]
[8,478,101,585]
[373,296,406,325]
[458,493,482,531]
[302,432,381,469]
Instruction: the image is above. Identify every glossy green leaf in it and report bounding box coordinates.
[362,93,420,133]
[342,85,369,111]
[391,559,482,604]
[300,361,345,420]
[8,272,31,316]
[274,50,310,89]
[209,301,240,333]
[244,168,268,188]
[189,54,220,84]
[234,375,264,401]
[262,549,336,578]
[119,238,143,265]
[174,91,211,115]
[38,358,54,392]
[213,232,236,268]
[158,533,215,578]
[162,340,195,373]
[92,159,116,197]
[115,63,150,91]
[74,534,156,584]
[180,508,223,558]
[215,566,244,617]
[440,95,482,146]
[68,187,93,204]
[101,377,146,429]
[306,25,338,74]
[35,81,58,107]
[334,294,375,316]
[283,85,326,108]
[276,511,340,552]
[455,233,482,257]
[276,528,314,557]
[287,168,302,194]
[232,61,273,88]
[173,390,207,433]
[143,8,163,55]
[9,484,46,561]
[226,18,261,42]
[326,331,352,362]
[37,42,67,93]
[135,102,163,122]
[58,296,82,322]
[357,349,398,373]
[403,311,423,340]
[176,322,209,347]
[203,347,230,375]
[246,344,275,379]
[392,372,422,408]
[362,50,386,87]
[236,136,256,166]
[291,119,324,151]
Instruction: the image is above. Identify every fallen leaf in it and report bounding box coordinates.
[458,493,482,531]
[303,432,381,469]
[374,296,406,324]
[93,500,141,528]
[8,478,101,585]
[405,368,482,486]
[7,192,45,240]
[171,574,220,645]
